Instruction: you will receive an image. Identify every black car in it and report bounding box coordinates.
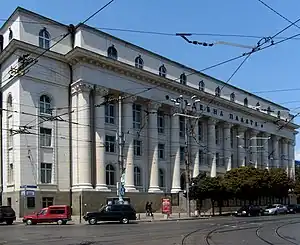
[286,204,300,214]
[83,204,137,225]
[0,206,16,225]
[234,205,263,217]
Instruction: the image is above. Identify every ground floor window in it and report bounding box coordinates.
[27,197,35,208]
[42,197,54,208]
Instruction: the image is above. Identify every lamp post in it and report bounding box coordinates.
[167,94,201,217]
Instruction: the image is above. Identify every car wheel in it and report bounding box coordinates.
[121,217,129,224]
[6,220,13,225]
[26,219,33,225]
[88,217,97,225]
[57,219,63,225]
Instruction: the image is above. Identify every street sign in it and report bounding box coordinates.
[119,184,125,196]
[20,185,37,189]
[21,190,35,197]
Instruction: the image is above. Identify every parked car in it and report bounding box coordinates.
[83,204,136,225]
[286,204,300,214]
[263,204,287,215]
[0,206,16,225]
[23,205,71,225]
[234,205,263,217]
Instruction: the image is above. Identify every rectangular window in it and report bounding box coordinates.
[215,126,219,145]
[133,104,142,129]
[216,153,220,167]
[27,197,35,209]
[40,127,52,147]
[198,122,202,142]
[199,150,204,165]
[179,116,185,138]
[8,163,13,183]
[157,111,165,134]
[134,139,142,156]
[42,197,54,208]
[180,146,185,162]
[230,129,234,148]
[105,135,116,153]
[158,143,165,159]
[40,162,52,184]
[105,103,115,124]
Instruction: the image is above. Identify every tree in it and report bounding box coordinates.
[268,168,292,202]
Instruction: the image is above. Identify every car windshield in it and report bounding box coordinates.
[266,205,276,209]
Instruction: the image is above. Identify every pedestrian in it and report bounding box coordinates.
[149,202,153,217]
[145,201,150,216]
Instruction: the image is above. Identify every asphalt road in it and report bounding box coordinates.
[1,215,300,245]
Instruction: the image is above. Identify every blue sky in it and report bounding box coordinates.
[2,0,300,157]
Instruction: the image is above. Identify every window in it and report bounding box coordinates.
[157,111,165,133]
[180,146,185,162]
[134,139,142,156]
[159,169,165,187]
[199,150,204,165]
[133,104,142,129]
[27,197,35,208]
[8,129,13,149]
[39,28,50,49]
[8,163,13,183]
[106,164,115,185]
[39,95,51,114]
[215,87,221,97]
[179,116,185,137]
[7,198,11,207]
[216,153,220,167]
[230,128,233,148]
[198,121,202,141]
[180,73,187,85]
[244,98,248,107]
[7,94,13,116]
[107,45,118,60]
[199,80,205,91]
[215,125,219,145]
[277,111,281,119]
[105,135,116,153]
[159,65,167,77]
[8,28,13,41]
[40,127,52,147]
[134,166,141,186]
[267,106,271,115]
[42,197,53,208]
[41,163,52,184]
[230,92,235,102]
[158,143,165,159]
[135,55,144,69]
[256,102,260,110]
[105,103,115,124]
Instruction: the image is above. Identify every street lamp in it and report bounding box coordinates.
[167,94,201,217]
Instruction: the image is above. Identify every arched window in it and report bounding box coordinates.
[199,80,205,91]
[159,168,165,188]
[159,65,167,77]
[180,73,187,85]
[134,166,141,186]
[256,102,260,110]
[215,87,221,97]
[277,110,281,119]
[135,55,144,69]
[106,164,115,185]
[267,106,271,115]
[39,95,52,115]
[244,98,248,107]
[39,28,50,49]
[230,92,235,102]
[7,94,13,115]
[107,45,118,60]
[8,28,13,41]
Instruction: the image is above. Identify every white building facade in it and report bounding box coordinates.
[0,7,298,215]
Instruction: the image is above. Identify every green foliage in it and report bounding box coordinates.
[190,166,293,203]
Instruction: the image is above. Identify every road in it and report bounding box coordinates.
[1,215,300,245]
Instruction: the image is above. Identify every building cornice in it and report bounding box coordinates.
[65,47,299,130]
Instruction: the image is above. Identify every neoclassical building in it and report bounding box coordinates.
[0,7,298,215]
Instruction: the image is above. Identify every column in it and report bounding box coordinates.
[282,138,289,175]
[171,108,181,193]
[262,133,270,169]
[148,102,162,193]
[223,122,232,171]
[207,118,217,177]
[237,127,246,167]
[94,86,110,191]
[272,135,280,168]
[192,119,200,177]
[71,81,93,189]
[250,130,259,168]
[123,96,137,192]
[288,140,295,179]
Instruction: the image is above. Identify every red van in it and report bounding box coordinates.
[23,205,71,225]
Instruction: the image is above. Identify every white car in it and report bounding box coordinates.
[264,204,287,215]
